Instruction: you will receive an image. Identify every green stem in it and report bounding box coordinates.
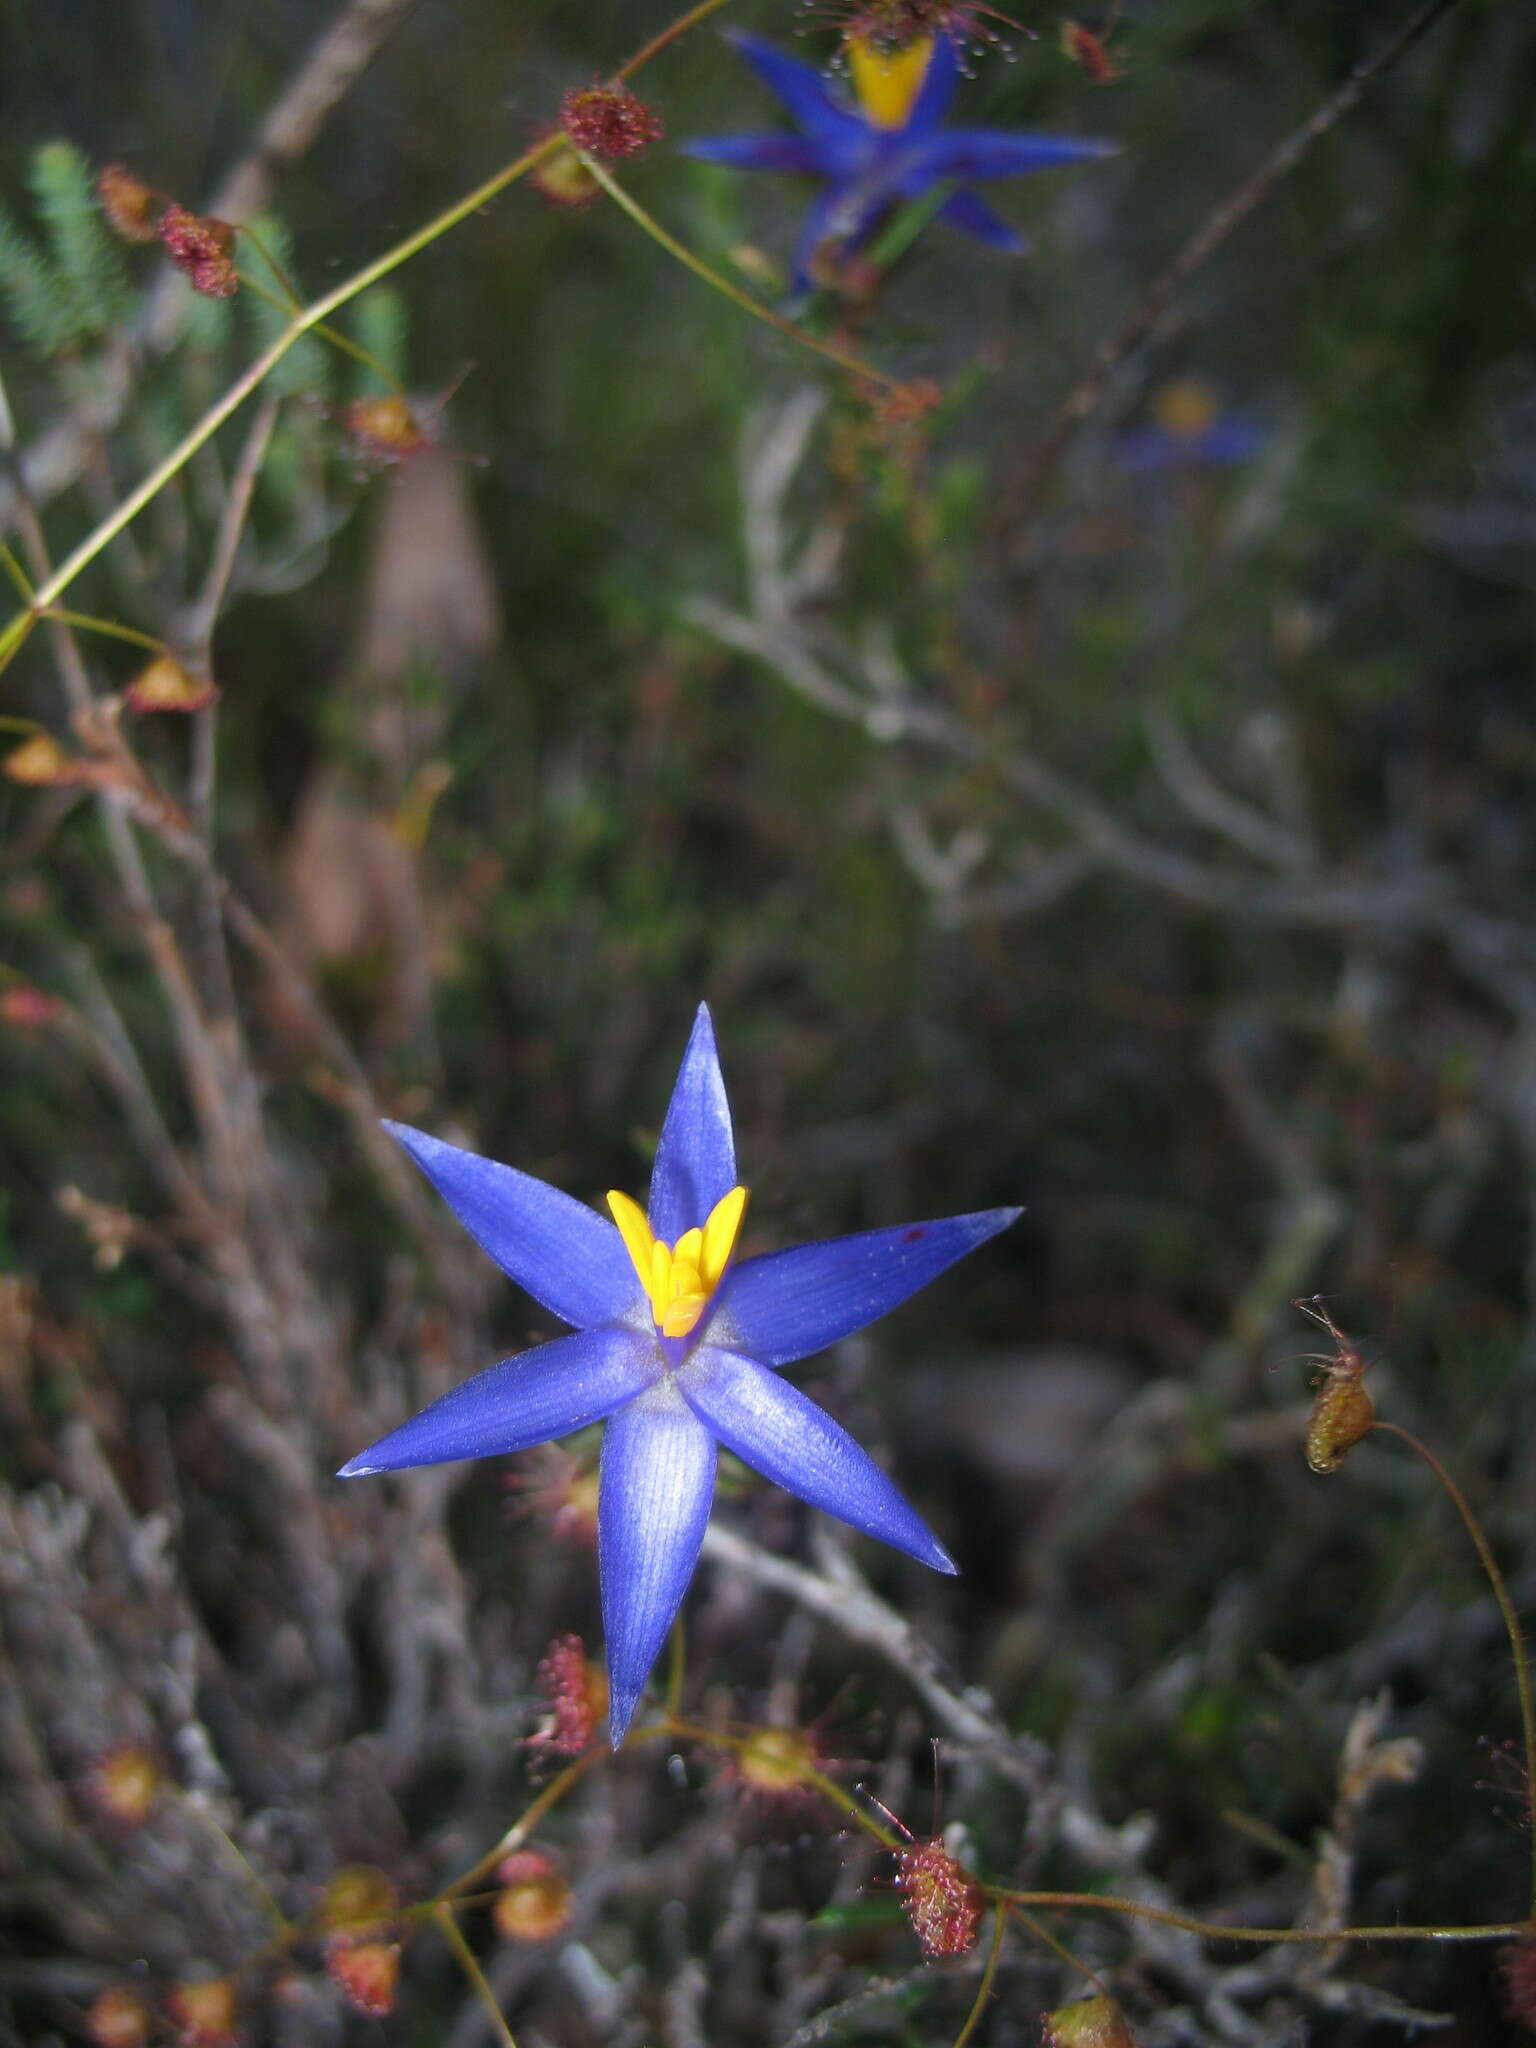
[432,1903,519,2048]
[237,254,407,396]
[0,540,33,601]
[45,608,167,657]
[997,1890,1525,1945]
[1371,1418,1536,1918]
[579,156,904,392]
[1002,1901,1111,2001]
[951,1904,1007,2048]
[0,0,740,670]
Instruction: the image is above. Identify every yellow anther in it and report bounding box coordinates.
[1152,378,1220,439]
[848,34,936,131]
[606,1184,750,1338]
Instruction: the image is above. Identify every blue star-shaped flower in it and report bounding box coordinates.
[341,1005,1018,1744]
[680,31,1116,293]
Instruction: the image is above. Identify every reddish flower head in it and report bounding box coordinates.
[559,84,664,161]
[86,1986,151,2048]
[97,165,160,242]
[157,204,239,299]
[527,1634,608,1758]
[896,1836,985,1958]
[493,1850,573,1943]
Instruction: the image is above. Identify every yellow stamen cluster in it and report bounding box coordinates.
[606,1185,748,1339]
[1152,378,1220,439]
[848,33,936,130]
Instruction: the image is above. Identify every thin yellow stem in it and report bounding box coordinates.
[579,156,905,392]
[1003,1901,1112,2000]
[997,1890,1525,1945]
[1371,1418,1536,1917]
[951,1903,1007,2048]
[0,540,33,601]
[237,259,406,396]
[432,1903,519,2048]
[44,609,168,657]
[616,0,737,80]
[435,1735,637,1904]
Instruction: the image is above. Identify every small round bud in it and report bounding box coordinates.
[895,1837,985,1959]
[5,732,81,786]
[1305,1373,1375,1474]
[0,984,65,1029]
[320,1865,397,1939]
[559,85,664,161]
[344,396,429,462]
[493,1850,573,1943]
[157,204,239,299]
[325,1938,401,2018]
[166,1977,237,2047]
[124,655,217,714]
[86,1985,152,2048]
[97,165,161,243]
[734,1726,820,1798]
[83,1744,162,1827]
[531,140,601,210]
[1041,1994,1141,2046]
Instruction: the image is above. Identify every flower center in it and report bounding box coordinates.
[847,33,936,130]
[606,1184,749,1339]
[1152,378,1220,439]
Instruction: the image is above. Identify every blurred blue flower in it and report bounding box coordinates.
[1115,379,1266,473]
[340,1005,1019,1744]
[680,31,1116,293]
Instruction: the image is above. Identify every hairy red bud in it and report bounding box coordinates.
[157,204,239,298]
[559,85,664,161]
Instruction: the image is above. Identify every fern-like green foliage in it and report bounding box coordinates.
[0,141,133,358]
[0,204,77,358]
[348,286,409,399]
[240,214,329,400]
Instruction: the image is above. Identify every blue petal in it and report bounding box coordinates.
[648,1004,737,1244]
[707,1207,1021,1367]
[913,130,1118,183]
[725,31,865,144]
[789,176,890,291]
[1116,418,1266,473]
[680,134,847,174]
[599,1383,717,1744]
[337,1327,659,1475]
[937,189,1027,251]
[681,1345,955,1572]
[902,29,960,134]
[385,1120,642,1330]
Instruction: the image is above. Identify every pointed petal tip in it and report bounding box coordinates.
[336,1456,375,1479]
[932,1543,960,1576]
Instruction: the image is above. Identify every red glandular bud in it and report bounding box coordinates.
[527,1634,608,1758]
[493,1850,573,1943]
[86,1986,151,2048]
[157,204,239,298]
[559,85,664,161]
[124,656,218,714]
[895,1837,985,1958]
[97,164,161,242]
[166,1977,238,2047]
[325,1938,401,2017]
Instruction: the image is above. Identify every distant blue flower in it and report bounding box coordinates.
[1115,379,1265,473]
[341,1005,1019,1744]
[680,31,1116,293]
